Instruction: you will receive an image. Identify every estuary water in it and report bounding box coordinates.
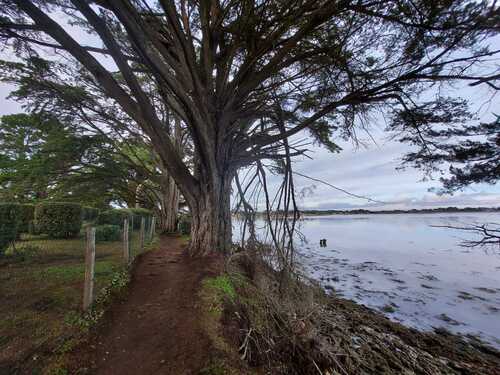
[235,213,500,348]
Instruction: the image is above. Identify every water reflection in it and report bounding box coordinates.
[234,213,500,348]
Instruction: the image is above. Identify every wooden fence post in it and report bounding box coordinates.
[148,216,156,242]
[83,226,96,311]
[123,218,130,264]
[139,217,146,251]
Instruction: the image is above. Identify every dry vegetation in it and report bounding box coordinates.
[212,250,500,375]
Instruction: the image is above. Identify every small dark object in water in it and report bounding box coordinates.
[319,239,327,247]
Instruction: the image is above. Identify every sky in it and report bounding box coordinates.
[0,12,499,211]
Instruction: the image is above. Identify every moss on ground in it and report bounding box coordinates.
[199,272,259,375]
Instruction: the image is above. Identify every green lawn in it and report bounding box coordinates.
[0,231,144,373]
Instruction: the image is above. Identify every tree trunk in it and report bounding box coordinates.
[188,172,233,257]
[158,175,179,233]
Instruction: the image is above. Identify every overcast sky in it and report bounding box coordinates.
[1,17,499,211]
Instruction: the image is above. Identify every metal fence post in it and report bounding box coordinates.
[83,226,96,311]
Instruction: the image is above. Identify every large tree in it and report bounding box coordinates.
[1,0,499,255]
[0,112,113,203]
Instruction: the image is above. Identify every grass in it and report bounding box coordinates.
[0,230,145,374]
[203,275,237,303]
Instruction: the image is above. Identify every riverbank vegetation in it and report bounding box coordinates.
[205,249,500,374]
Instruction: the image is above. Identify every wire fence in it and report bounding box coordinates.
[0,216,156,309]
[0,216,156,372]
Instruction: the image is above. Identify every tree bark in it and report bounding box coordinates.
[188,172,233,257]
[158,174,179,233]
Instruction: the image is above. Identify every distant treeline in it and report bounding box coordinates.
[298,207,500,216]
[232,207,500,219]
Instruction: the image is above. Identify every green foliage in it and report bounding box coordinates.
[6,244,40,262]
[95,224,122,242]
[204,275,237,303]
[0,112,139,208]
[82,206,99,222]
[178,215,191,235]
[35,202,82,238]
[0,202,20,255]
[122,208,152,229]
[65,268,130,330]
[18,203,35,233]
[97,209,128,226]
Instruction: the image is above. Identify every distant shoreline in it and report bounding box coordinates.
[299,207,500,216]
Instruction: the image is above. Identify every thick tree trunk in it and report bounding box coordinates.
[188,173,233,257]
[158,116,182,233]
[159,175,179,233]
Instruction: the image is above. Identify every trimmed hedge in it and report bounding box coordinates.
[97,208,152,229]
[97,209,128,226]
[18,204,35,233]
[0,203,20,255]
[95,224,122,242]
[35,202,82,238]
[82,206,100,222]
[124,208,153,230]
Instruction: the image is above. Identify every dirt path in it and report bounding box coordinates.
[71,236,221,375]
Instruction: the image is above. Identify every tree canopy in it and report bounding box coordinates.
[0,112,162,209]
[1,0,499,255]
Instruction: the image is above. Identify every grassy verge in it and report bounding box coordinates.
[0,231,148,374]
[199,273,260,375]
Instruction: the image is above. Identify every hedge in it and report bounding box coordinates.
[95,224,122,242]
[35,202,82,238]
[0,203,20,255]
[82,206,100,222]
[97,208,152,229]
[18,204,35,234]
[123,208,152,230]
[97,209,128,226]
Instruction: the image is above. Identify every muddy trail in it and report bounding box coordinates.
[69,236,222,375]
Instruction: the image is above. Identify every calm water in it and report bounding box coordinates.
[235,213,500,347]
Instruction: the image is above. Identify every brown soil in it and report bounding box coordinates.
[69,236,223,375]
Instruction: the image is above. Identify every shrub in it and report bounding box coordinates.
[0,203,20,255]
[178,215,191,235]
[123,208,152,229]
[95,224,122,242]
[82,207,100,222]
[18,204,35,233]
[35,202,82,238]
[97,209,128,226]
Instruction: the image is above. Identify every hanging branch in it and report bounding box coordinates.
[431,223,500,249]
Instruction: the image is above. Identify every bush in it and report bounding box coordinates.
[0,203,20,255]
[18,204,35,233]
[95,224,122,242]
[123,208,152,230]
[82,206,100,222]
[35,202,82,238]
[97,209,128,226]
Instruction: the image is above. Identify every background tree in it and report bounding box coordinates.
[1,0,499,256]
[393,112,499,194]
[0,112,106,203]
[0,112,184,229]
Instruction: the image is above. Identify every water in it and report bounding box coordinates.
[235,213,500,348]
